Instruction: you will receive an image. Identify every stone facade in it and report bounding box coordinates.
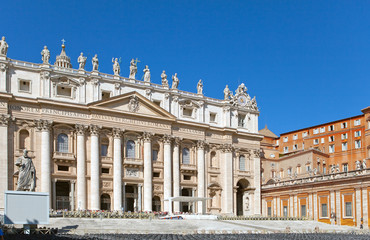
[0,40,262,216]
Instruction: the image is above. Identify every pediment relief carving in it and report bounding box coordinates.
[50,75,79,86]
[178,99,200,109]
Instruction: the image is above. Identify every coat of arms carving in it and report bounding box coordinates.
[128,95,139,112]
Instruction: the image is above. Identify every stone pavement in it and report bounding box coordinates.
[41,218,361,235]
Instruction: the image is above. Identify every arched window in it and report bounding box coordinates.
[239,155,246,171]
[182,148,190,164]
[19,129,30,150]
[126,140,135,158]
[57,134,69,153]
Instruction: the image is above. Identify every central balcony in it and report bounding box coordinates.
[124,158,143,167]
[53,151,75,162]
[180,164,197,173]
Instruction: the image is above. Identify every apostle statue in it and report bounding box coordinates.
[355,160,362,170]
[363,159,367,170]
[143,65,151,82]
[112,58,120,76]
[41,46,50,64]
[197,79,203,95]
[14,149,36,191]
[0,36,9,56]
[78,52,87,70]
[92,54,99,71]
[161,70,168,87]
[172,73,179,89]
[224,85,231,100]
[129,58,138,79]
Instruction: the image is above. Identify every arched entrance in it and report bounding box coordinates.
[101,194,111,210]
[236,179,250,216]
[152,196,161,212]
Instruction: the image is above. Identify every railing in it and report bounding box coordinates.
[11,60,41,68]
[101,156,112,162]
[53,66,79,74]
[124,158,143,165]
[218,215,308,221]
[53,152,75,160]
[180,164,197,171]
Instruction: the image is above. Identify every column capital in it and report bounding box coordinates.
[0,114,12,126]
[138,183,143,188]
[162,134,172,144]
[75,124,88,135]
[252,149,261,158]
[221,144,233,152]
[197,140,207,149]
[35,119,53,131]
[89,124,101,136]
[142,132,154,142]
[173,137,182,146]
[112,128,124,138]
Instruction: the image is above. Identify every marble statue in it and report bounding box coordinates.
[129,58,138,79]
[197,79,203,94]
[143,65,150,82]
[0,36,9,56]
[236,83,247,95]
[92,54,99,71]
[224,85,231,100]
[356,160,362,170]
[330,165,335,174]
[251,97,258,110]
[112,58,120,76]
[77,52,87,69]
[41,46,50,64]
[336,164,340,173]
[14,149,36,191]
[313,168,317,175]
[363,159,367,170]
[172,73,179,89]
[161,70,168,87]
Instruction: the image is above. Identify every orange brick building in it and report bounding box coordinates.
[260,107,370,228]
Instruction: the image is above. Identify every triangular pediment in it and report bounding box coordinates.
[88,91,176,120]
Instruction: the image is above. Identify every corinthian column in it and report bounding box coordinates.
[36,120,53,198]
[0,115,11,211]
[172,137,181,213]
[143,132,153,212]
[163,134,172,212]
[222,144,233,214]
[113,128,123,211]
[197,140,206,214]
[76,124,88,210]
[90,125,101,210]
[253,149,261,215]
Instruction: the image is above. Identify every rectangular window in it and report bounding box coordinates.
[321,138,325,143]
[293,144,298,150]
[329,136,334,142]
[341,133,348,140]
[183,175,191,180]
[313,129,319,134]
[152,149,158,161]
[183,108,193,117]
[283,206,288,217]
[345,202,352,217]
[101,168,110,174]
[343,163,348,172]
[58,165,69,171]
[101,144,108,157]
[268,207,272,217]
[341,122,347,128]
[329,125,335,131]
[19,79,31,92]
[238,114,246,127]
[101,91,111,100]
[355,140,361,149]
[283,147,289,153]
[313,139,319,145]
[354,131,361,137]
[209,113,217,123]
[342,142,348,151]
[57,85,72,97]
[153,100,161,106]
[283,137,288,142]
[302,132,308,137]
[321,203,328,217]
[320,127,325,133]
[301,205,306,217]
[293,134,298,140]
[329,145,335,153]
[354,119,361,126]
[306,165,311,172]
[153,172,160,178]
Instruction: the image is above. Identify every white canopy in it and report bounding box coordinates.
[164,196,212,215]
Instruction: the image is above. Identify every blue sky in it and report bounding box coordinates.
[1,1,369,135]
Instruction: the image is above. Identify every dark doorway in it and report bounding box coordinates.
[101,194,111,210]
[152,196,161,212]
[56,181,70,210]
[236,179,249,216]
[181,188,191,212]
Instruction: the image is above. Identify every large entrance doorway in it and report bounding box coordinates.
[56,181,70,210]
[181,188,192,212]
[101,194,111,210]
[152,196,161,212]
[125,185,137,212]
[236,179,250,216]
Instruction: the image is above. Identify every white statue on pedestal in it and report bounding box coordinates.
[0,36,9,56]
[172,73,179,89]
[92,54,99,71]
[161,70,168,87]
[363,159,367,170]
[41,46,50,64]
[143,65,151,82]
[112,58,120,76]
[78,52,87,69]
[224,85,231,100]
[356,160,362,170]
[197,79,203,94]
[14,149,36,191]
[129,58,138,79]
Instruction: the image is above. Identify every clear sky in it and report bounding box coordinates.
[1,1,369,135]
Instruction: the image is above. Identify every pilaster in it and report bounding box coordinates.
[0,114,11,211]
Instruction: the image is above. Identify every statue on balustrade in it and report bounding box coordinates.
[172,73,179,89]
[112,58,120,76]
[224,85,231,100]
[197,79,203,95]
[92,54,99,71]
[143,65,151,82]
[41,46,50,64]
[161,70,168,87]
[13,149,36,191]
[78,52,87,69]
[356,160,362,170]
[0,36,9,56]
[129,58,138,79]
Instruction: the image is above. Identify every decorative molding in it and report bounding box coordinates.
[173,137,181,146]
[197,140,206,149]
[114,82,121,90]
[75,124,88,135]
[89,124,101,135]
[142,132,154,142]
[112,128,124,138]
[0,114,12,126]
[0,63,8,72]
[162,134,172,144]
[35,119,53,131]
[253,149,261,158]
[221,144,233,153]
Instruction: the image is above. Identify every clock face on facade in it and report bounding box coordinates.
[238,95,247,106]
